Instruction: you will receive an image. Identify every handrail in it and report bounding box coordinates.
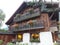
[10,21,44,31]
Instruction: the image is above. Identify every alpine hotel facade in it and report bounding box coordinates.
[0,0,60,45]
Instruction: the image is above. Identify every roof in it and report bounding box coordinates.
[6,1,59,25]
[6,2,28,25]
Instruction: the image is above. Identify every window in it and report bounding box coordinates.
[17,34,23,42]
[30,33,40,42]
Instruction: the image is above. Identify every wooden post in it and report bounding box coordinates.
[41,13,50,31]
[5,35,8,43]
[16,35,17,41]
[1,35,4,40]
[3,35,8,45]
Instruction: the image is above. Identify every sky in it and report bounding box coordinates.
[0,0,59,29]
[0,0,24,29]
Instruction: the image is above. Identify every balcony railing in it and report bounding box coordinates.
[14,9,40,22]
[10,21,44,31]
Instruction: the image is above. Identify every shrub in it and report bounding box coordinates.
[7,42,14,45]
[0,40,3,45]
[54,42,60,45]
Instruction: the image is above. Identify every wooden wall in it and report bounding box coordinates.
[0,34,16,43]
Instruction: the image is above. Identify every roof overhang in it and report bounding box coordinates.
[6,2,27,25]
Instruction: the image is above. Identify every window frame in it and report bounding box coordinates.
[17,34,23,42]
[30,33,40,43]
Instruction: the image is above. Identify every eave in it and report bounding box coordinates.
[6,2,27,25]
[5,1,59,25]
[0,31,15,35]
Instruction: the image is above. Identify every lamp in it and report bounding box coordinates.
[32,33,39,39]
[17,34,22,40]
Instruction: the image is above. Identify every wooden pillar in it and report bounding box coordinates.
[52,33,55,42]
[41,13,50,31]
[1,35,4,40]
[0,35,1,39]
[52,32,58,42]
[16,35,17,41]
[3,35,8,45]
[8,35,12,42]
[4,35,8,43]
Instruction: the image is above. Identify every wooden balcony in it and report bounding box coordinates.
[14,9,40,22]
[10,21,44,31]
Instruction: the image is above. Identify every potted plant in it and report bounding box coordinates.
[15,14,21,20]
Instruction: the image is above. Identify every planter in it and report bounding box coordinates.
[30,39,40,42]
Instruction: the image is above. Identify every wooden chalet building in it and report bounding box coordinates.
[0,0,60,45]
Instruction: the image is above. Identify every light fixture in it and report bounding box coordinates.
[32,33,39,39]
[17,34,22,39]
